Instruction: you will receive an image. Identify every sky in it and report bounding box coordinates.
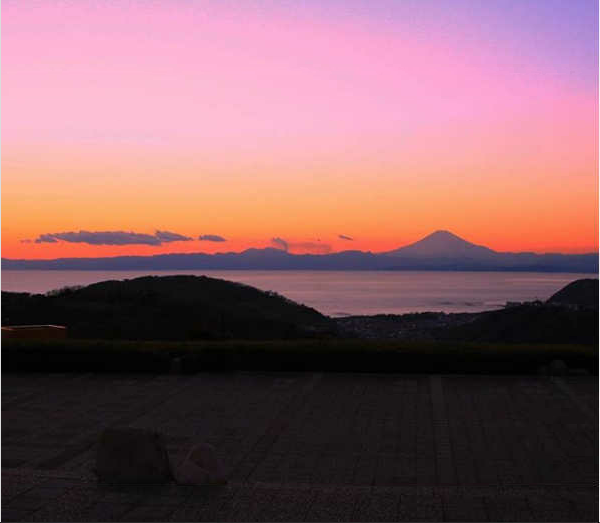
[2,0,598,259]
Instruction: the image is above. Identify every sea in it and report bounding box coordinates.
[1,270,595,317]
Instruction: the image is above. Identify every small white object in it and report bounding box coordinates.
[175,442,227,485]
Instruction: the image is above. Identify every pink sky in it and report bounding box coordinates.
[2,1,598,258]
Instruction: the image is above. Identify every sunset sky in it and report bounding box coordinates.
[2,0,598,259]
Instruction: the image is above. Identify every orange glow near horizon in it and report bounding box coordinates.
[2,1,598,260]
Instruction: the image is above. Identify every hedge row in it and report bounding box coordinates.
[2,339,597,374]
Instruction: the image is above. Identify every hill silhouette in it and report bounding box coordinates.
[1,275,335,340]
[547,278,598,309]
[438,279,599,345]
[438,303,597,345]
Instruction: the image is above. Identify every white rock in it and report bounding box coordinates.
[175,442,227,485]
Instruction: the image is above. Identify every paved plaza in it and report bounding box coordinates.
[2,372,598,521]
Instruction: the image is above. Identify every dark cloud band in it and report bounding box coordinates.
[33,230,192,246]
[199,234,226,242]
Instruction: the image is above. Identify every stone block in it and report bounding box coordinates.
[95,428,171,484]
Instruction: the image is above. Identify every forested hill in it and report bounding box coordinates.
[1,275,335,340]
[437,279,599,345]
[547,278,598,309]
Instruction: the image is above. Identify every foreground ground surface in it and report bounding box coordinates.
[2,372,598,521]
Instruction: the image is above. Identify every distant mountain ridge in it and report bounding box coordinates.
[3,230,598,272]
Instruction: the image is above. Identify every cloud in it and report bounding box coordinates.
[155,230,193,242]
[270,237,331,254]
[270,237,289,251]
[33,230,192,246]
[199,234,227,242]
[339,234,354,241]
[34,234,60,244]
